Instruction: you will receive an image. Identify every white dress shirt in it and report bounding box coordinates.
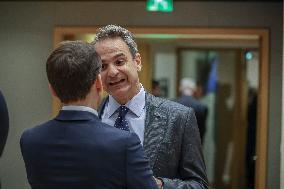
[101,86,146,144]
[62,105,98,116]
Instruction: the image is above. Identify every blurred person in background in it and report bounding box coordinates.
[177,77,208,143]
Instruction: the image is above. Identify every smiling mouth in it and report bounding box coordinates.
[109,79,126,86]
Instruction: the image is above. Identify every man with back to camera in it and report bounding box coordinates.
[20,41,159,189]
[92,25,209,189]
[176,78,208,143]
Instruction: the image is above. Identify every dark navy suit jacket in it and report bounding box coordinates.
[0,90,9,157]
[20,110,158,189]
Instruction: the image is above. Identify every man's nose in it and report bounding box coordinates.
[108,64,119,77]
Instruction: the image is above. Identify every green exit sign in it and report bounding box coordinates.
[146,0,173,12]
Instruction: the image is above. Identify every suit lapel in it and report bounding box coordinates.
[144,93,168,169]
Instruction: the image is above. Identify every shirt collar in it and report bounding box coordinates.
[62,105,98,116]
[107,85,145,117]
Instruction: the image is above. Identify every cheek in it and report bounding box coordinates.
[128,71,139,83]
[125,64,138,76]
[100,72,108,86]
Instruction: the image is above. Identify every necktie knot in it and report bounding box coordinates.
[114,106,129,131]
[118,105,129,118]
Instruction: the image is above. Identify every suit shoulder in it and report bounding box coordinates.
[160,97,193,113]
[97,121,135,140]
[20,119,54,139]
[147,95,194,120]
[98,123,140,150]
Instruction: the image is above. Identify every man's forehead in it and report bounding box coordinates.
[96,39,128,51]
[95,41,129,58]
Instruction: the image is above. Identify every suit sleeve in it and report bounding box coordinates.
[160,108,209,189]
[19,129,34,184]
[126,132,159,189]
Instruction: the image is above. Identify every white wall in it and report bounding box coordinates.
[0,2,282,189]
[152,44,177,99]
[180,51,199,79]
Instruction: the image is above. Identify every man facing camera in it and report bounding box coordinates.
[93,25,208,189]
[20,41,159,189]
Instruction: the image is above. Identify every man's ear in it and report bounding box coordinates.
[48,84,58,98]
[95,74,103,93]
[134,53,142,72]
[92,75,103,108]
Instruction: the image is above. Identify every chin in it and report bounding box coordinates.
[111,90,127,99]
[110,89,130,103]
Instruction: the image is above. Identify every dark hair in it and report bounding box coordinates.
[152,80,160,88]
[92,24,138,58]
[46,41,101,103]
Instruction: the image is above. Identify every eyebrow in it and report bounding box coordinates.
[113,52,126,59]
[101,52,127,63]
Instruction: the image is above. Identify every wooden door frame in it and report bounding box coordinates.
[176,48,253,188]
[53,26,269,189]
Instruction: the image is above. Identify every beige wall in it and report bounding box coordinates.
[0,2,282,189]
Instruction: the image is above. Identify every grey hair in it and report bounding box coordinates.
[179,77,197,95]
[92,24,138,58]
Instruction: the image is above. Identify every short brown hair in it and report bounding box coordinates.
[46,41,101,103]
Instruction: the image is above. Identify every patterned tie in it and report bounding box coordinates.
[114,105,129,131]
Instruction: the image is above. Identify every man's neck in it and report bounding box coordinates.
[115,83,142,105]
[63,98,98,110]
